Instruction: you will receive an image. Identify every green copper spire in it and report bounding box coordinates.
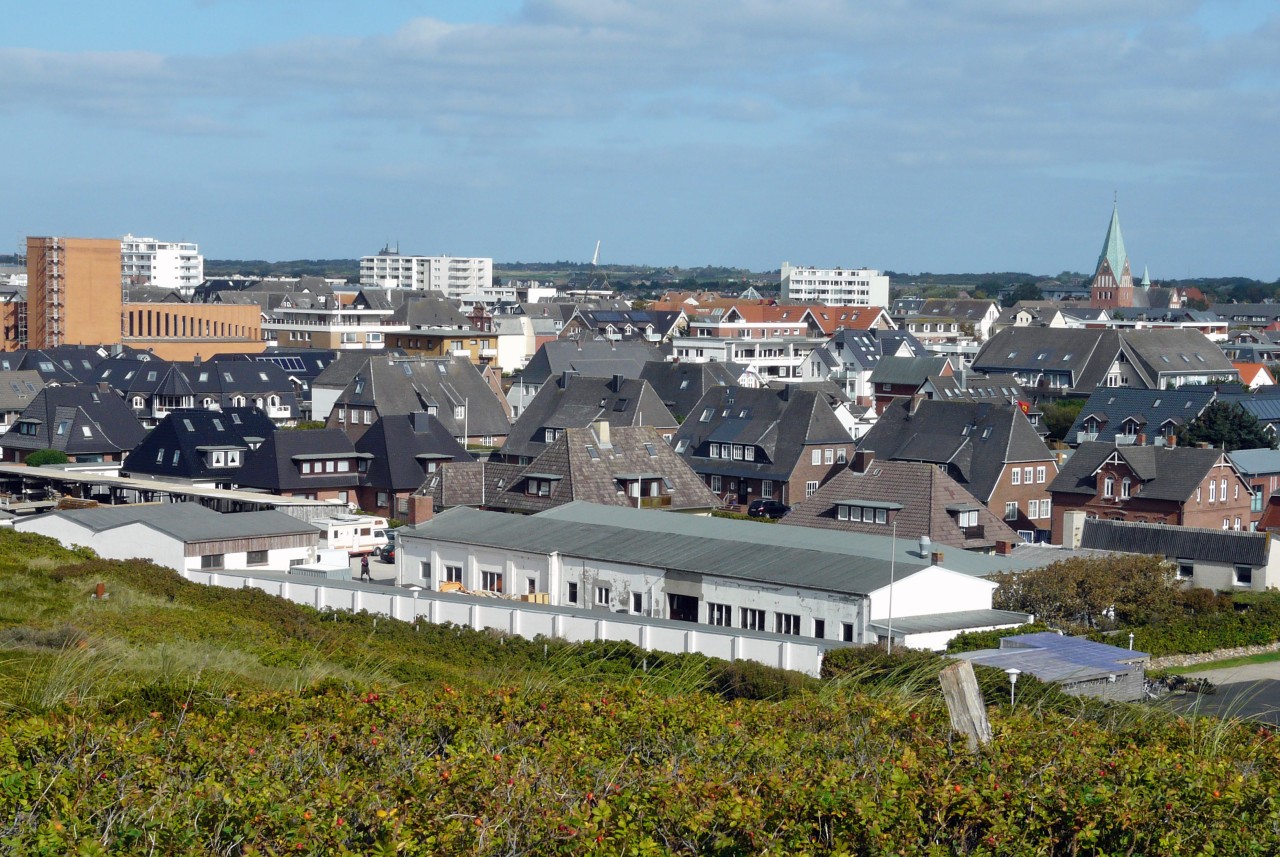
[1141,266,1150,287]
[1095,203,1129,281]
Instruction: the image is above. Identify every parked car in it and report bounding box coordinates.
[747,499,790,519]
[377,531,397,563]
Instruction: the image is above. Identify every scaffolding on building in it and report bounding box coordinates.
[31,237,65,348]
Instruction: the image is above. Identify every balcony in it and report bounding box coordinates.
[960,524,986,541]
[637,496,673,509]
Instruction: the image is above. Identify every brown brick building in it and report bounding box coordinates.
[1048,442,1253,543]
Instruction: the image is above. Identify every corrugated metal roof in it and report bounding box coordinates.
[1080,518,1268,566]
[403,502,1045,597]
[32,503,317,541]
[869,608,1030,635]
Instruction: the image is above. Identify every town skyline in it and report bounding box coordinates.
[3,1,1278,280]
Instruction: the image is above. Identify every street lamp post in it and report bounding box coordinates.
[1128,632,1135,651]
[1006,667,1021,706]
[885,520,897,654]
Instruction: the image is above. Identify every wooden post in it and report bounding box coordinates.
[939,660,991,753]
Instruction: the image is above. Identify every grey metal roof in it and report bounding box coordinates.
[32,503,317,541]
[402,501,1047,596]
[1228,447,1280,476]
[1080,518,1268,566]
[868,608,1030,635]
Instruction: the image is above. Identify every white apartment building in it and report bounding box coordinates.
[781,263,889,307]
[121,234,204,292]
[360,250,493,299]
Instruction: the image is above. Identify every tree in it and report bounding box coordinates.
[991,554,1179,629]
[1178,400,1276,452]
[1000,282,1043,308]
[24,449,69,467]
[1040,398,1085,443]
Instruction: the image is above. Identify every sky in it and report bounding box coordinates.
[2,1,1277,279]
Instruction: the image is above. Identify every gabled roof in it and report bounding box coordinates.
[422,460,526,510]
[499,375,675,461]
[401,502,1034,597]
[4,385,147,455]
[780,458,1020,549]
[638,360,745,421]
[516,340,664,386]
[0,370,45,414]
[824,328,928,372]
[1067,387,1216,444]
[353,413,472,492]
[858,399,1054,502]
[236,429,365,491]
[488,425,719,514]
[318,355,510,438]
[122,407,275,482]
[672,385,851,481]
[868,355,950,386]
[907,299,998,322]
[394,294,471,329]
[1048,441,1228,501]
[27,503,317,541]
[1079,518,1268,567]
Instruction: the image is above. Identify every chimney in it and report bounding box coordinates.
[853,449,875,473]
[1136,432,1146,446]
[1167,434,1177,448]
[593,419,611,448]
[908,393,925,415]
[406,494,434,526]
[611,373,625,393]
[193,354,201,366]
[779,384,792,402]
[560,370,577,388]
[931,550,945,565]
[1063,509,1087,549]
[995,540,1013,556]
[1196,441,1210,449]
[410,410,431,433]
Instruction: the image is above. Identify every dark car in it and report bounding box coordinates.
[747,499,790,519]
[377,531,397,563]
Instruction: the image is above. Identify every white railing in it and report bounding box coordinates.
[183,569,835,676]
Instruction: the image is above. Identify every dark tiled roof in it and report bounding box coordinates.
[423,461,526,510]
[318,355,510,438]
[780,459,1020,549]
[858,398,1054,502]
[489,425,719,514]
[122,407,275,482]
[354,414,472,492]
[672,385,851,482]
[1067,387,1216,444]
[1048,442,1225,501]
[498,376,676,461]
[0,371,45,414]
[1079,518,1268,566]
[516,340,663,386]
[4,385,147,455]
[638,360,745,420]
[868,356,950,386]
[237,429,364,492]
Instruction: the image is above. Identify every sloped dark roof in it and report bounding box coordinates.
[1067,387,1216,444]
[824,328,928,372]
[394,294,471,328]
[4,385,147,455]
[638,360,745,420]
[354,414,472,492]
[1079,518,1268,566]
[672,385,851,482]
[423,461,526,510]
[780,458,1019,549]
[319,355,510,438]
[972,328,1122,390]
[2,346,115,384]
[516,340,663,386]
[122,408,277,482]
[0,371,45,414]
[498,376,675,462]
[236,429,364,491]
[858,398,1054,502]
[1048,442,1227,501]
[489,425,719,514]
[868,355,950,386]
[908,299,997,321]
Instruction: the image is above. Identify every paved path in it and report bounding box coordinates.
[1165,661,1280,725]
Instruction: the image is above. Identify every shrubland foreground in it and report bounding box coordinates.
[1,529,1279,854]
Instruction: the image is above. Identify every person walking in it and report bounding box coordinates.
[360,554,371,581]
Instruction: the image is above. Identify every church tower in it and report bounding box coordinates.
[1089,204,1134,308]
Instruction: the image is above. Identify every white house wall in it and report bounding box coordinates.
[15,519,186,571]
[866,565,997,622]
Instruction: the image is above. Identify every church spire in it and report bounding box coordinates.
[1095,203,1130,284]
[1141,266,1151,288]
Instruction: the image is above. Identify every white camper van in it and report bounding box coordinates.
[311,515,389,556]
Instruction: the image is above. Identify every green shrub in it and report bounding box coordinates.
[23,449,69,466]
[946,622,1051,653]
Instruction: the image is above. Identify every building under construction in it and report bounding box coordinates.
[26,236,122,349]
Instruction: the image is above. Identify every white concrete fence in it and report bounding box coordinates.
[185,569,838,677]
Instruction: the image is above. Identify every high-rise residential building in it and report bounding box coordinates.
[780,263,889,307]
[359,248,492,299]
[27,237,123,348]
[121,234,204,292]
